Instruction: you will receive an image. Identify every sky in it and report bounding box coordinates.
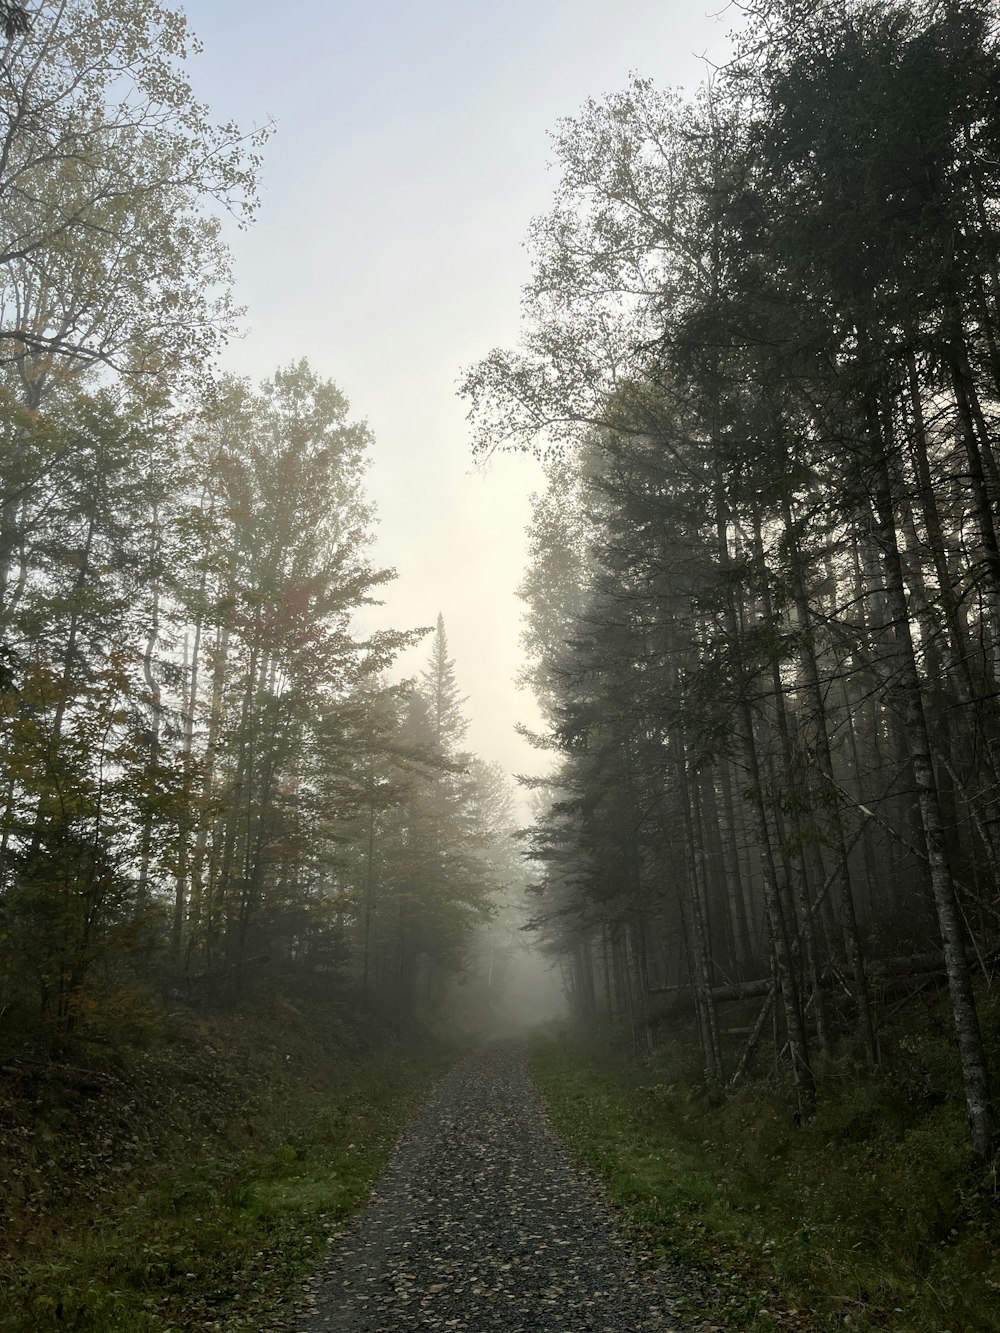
[184,0,738,799]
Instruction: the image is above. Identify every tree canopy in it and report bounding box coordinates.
[465,0,1000,1161]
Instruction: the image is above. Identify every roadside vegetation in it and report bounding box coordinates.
[0,1006,454,1333]
[532,992,1000,1333]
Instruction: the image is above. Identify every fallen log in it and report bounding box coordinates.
[650,949,997,1007]
[648,977,771,1002]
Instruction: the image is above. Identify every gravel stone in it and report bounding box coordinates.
[294,1040,694,1332]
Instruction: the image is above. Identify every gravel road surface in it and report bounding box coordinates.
[294,1040,688,1332]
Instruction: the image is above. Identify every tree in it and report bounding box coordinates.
[169,362,404,991]
[465,3,1000,1159]
[0,2,28,39]
[0,0,269,400]
[0,391,173,1034]
[420,613,468,751]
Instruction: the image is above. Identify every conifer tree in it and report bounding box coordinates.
[465,0,1000,1157]
[420,613,468,753]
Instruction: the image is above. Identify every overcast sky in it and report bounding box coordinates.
[185,0,737,797]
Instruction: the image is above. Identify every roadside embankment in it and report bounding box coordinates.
[0,1005,453,1332]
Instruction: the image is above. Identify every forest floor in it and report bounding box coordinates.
[3,998,998,1332]
[2,1018,728,1333]
[0,1000,454,1332]
[530,997,1000,1333]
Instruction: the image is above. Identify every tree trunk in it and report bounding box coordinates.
[868,398,994,1161]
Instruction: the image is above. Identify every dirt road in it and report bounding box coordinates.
[294,1040,685,1332]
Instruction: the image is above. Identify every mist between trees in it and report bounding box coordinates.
[462,0,1000,1163]
[0,2,535,1055]
[2,0,1000,1194]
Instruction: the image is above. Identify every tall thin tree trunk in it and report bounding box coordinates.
[712,463,814,1107]
[868,398,994,1161]
[677,754,723,1080]
[783,501,876,1065]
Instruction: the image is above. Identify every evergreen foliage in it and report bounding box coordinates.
[465,0,1000,1161]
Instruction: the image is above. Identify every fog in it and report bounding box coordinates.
[443,925,569,1039]
[186,0,736,797]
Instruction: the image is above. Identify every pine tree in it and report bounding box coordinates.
[420,614,468,754]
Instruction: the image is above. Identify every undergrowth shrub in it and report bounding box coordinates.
[0,1014,451,1333]
[533,984,1000,1332]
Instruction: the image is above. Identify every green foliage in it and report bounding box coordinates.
[0,356,513,1042]
[0,1040,449,1333]
[0,0,270,387]
[532,1004,1000,1331]
[0,6,496,1052]
[469,0,1000,1156]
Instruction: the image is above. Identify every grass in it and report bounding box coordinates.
[530,993,1000,1332]
[1,1041,451,1332]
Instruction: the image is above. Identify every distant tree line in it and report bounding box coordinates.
[0,1,517,1049]
[463,0,1000,1161]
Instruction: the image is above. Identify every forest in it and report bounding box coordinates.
[1,0,1000,1330]
[464,0,1000,1169]
[0,1,525,1051]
